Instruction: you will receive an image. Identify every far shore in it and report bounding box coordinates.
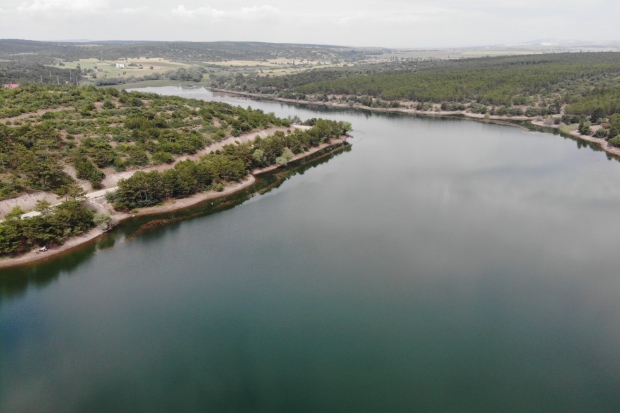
[5,87,618,270]
[210,88,620,159]
[0,136,348,270]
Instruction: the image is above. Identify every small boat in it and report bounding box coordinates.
[39,246,48,252]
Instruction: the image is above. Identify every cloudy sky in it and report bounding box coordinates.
[0,0,618,48]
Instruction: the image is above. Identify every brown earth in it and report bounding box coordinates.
[0,136,348,269]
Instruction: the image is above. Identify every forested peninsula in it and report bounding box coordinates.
[0,84,351,266]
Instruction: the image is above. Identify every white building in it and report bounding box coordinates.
[116,63,125,69]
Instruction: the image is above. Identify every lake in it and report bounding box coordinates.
[2,87,620,412]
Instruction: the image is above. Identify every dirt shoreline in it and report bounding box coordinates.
[4,85,617,270]
[211,88,532,120]
[212,88,620,158]
[0,126,307,220]
[0,137,348,270]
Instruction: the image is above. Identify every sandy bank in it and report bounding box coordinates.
[212,89,620,160]
[0,179,256,269]
[0,227,107,269]
[0,125,305,220]
[100,126,293,188]
[0,192,61,220]
[129,176,256,218]
[0,137,348,270]
[211,88,536,120]
[567,130,620,158]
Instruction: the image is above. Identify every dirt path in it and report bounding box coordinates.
[0,179,258,269]
[0,192,61,220]
[211,88,539,121]
[216,89,620,158]
[0,107,70,123]
[99,126,292,188]
[0,125,310,219]
[0,137,348,269]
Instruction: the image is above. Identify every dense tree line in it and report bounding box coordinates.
[220,52,620,142]
[285,53,620,105]
[223,53,620,118]
[227,53,620,104]
[565,88,620,118]
[0,199,94,257]
[0,84,290,199]
[108,120,351,210]
[0,61,76,85]
[94,67,205,86]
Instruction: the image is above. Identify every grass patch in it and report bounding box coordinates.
[560,124,579,134]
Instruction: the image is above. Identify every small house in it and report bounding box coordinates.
[3,84,19,89]
[116,63,125,69]
[97,68,103,72]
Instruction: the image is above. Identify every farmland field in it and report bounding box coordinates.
[59,58,192,79]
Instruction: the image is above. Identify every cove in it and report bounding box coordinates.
[1,87,620,412]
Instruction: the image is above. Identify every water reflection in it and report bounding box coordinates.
[3,88,620,413]
[0,145,351,304]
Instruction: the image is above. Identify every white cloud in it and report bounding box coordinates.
[333,5,452,25]
[119,7,148,14]
[171,4,280,21]
[171,5,225,19]
[239,5,281,19]
[2,0,620,47]
[17,0,109,13]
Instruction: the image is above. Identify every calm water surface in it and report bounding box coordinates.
[2,87,620,412]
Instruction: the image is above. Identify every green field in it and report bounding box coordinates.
[59,58,192,80]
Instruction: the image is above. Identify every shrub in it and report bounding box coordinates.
[525,107,542,117]
[470,103,487,114]
[609,136,620,147]
[441,102,466,111]
[73,155,105,188]
[506,107,524,116]
[594,128,608,138]
[578,120,593,135]
[93,213,113,229]
[152,151,175,165]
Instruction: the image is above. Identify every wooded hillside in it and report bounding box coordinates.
[0,84,289,199]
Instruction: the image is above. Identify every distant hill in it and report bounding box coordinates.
[0,39,385,64]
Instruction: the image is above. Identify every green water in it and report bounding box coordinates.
[2,88,620,412]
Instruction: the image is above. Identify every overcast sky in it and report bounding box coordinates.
[0,0,618,48]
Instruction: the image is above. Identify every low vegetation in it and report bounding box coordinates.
[108,119,351,210]
[0,40,386,90]
[0,84,350,258]
[92,67,206,86]
[0,84,289,199]
[0,40,374,65]
[0,61,75,85]
[0,198,95,257]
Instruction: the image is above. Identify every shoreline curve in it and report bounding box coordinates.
[210,88,620,159]
[0,137,348,270]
